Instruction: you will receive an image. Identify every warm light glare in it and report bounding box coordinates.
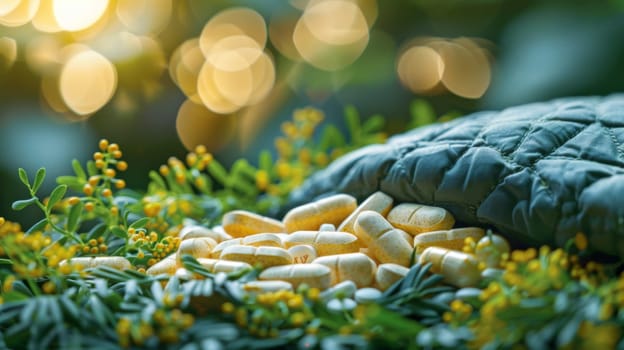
[176,99,237,152]
[397,46,443,94]
[303,0,368,45]
[0,0,40,27]
[59,50,117,115]
[293,0,370,71]
[53,0,108,32]
[199,7,267,57]
[0,0,21,16]
[175,40,205,103]
[116,0,171,35]
[0,37,18,70]
[32,0,61,32]
[397,37,492,99]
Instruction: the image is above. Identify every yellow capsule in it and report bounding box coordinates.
[210,238,243,259]
[196,258,252,273]
[387,203,455,235]
[312,253,376,288]
[60,256,132,270]
[220,245,293,268]
[337,192,393,235]
[353,211,414,267]
[288,245,317,264]
[222,210,285,237]
[419,247,481,287]
[413,227,485,253]
[242,233,283,248]
[146,255,178,275]
[242,280,293,295]
[259,263,332,290]
[179,225,232,242]
[283,194,357,232]
[283,231,359,256]
[176,237,218,263]
[375,263,409,291]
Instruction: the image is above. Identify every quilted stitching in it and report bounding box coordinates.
[287,95,624,258]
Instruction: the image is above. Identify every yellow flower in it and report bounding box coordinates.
[575,232,588,251]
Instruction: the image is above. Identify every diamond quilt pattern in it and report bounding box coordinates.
[287,95,624,258]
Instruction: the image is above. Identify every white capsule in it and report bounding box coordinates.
[354,287,383,304]
[326,297,357,313]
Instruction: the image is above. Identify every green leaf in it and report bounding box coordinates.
[207,160,229,186]
[11,197,37,211]
[410,99,436,128]
[71,159,86,180]
[110,226,127,239]
[32,168,46,193]
[129,217,150,229]
[18,168,29,187]
[66,201,83,232]
[26,218,48,234]
[0,258,12,265]
[259,150,273,173]
[87,223,107,239]
[361,115,385,133]
[56,176,83,192]
[1,291,29,303]
[148,170,167,190]
[86,160,97,177]
[344,105,361,144]
[47,185,67,210]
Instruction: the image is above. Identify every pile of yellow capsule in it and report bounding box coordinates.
[61,191,509,298]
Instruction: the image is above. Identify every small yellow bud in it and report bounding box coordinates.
[116,161,128,171]
[102,189,112,197]
[95,160,105,169]
[115,180,126,189]
[112,150,122,159]
[83,184,94,196]
[99,139,109,151]
[159,165,169,176]
[104,169,116,178]
[84,202,95,212]
[107,143,119,152]
[88,176,100,186]
[195,145,207,155]
[93,152,104,160]
[68,197,80,206]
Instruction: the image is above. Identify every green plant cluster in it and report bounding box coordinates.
[1,102,623,349]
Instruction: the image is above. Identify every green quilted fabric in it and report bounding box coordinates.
[288,95,624,258]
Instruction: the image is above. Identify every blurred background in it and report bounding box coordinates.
[1,0,624,225]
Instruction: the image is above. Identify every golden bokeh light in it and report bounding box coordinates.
[53,0,108,32]
[0,0,40,27]
[199,7,267,57]
[247,52,276,105]
[0,0,21,16]
[397,45,443,94]
[32,0,61,32]
[269,16,301,61]
[293,7,369,71]
[59,50,117,115]
[196,60,247,114]
[116,0,172,35]
[206,35,263,71]
[437,40,491,99]
[40,74,68,113]
[397,37,492,99]
[175,39,204,104]
[0,37,18,70]
[302,0,369,46]
[175,99,237,152]
[293,0,370,71]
